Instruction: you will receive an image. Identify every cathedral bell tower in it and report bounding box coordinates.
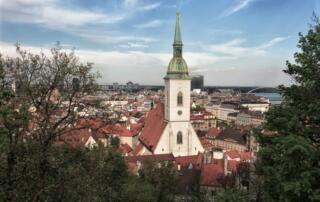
[164,12,191,122]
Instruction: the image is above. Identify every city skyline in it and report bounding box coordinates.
[0,0,319,86]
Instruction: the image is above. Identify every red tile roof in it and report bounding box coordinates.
[119,143,133,154]
[227,160,238,172]
[131,143,144,156]
[175,153,203,169]
[239,151,252,161]
[200,159,242,187]
[102,124,134,137]
[190,111,214,120]
[225,150,252,161]
[126,153,175,163]
[139,103,167,151]
[207,127,222,138]
[115,125,134,137]
[200,138,213,149]
[200,160,224,186]
[75,117,105,129]
[57,118,109,147]
[130,123,143,135]
[59,128,92,147]
[225,150,240,159]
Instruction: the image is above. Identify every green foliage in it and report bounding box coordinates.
[139,158,178,202]
[257,135,320,201]
[110,136,120,148]
[257,17,320,201]
[0,45,183,202]
[120,177,157,202]
[215,188,249,202]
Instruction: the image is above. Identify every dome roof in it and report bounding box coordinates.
[164,12,190,80]
[165,57,190,79]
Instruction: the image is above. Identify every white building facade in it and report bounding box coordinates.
[155,12,204,156]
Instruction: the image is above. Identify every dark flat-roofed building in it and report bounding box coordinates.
[191,75,204,90]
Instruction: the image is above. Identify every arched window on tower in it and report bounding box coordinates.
[177,92,183,106]
[177,131,183,144]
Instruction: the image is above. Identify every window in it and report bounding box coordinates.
[177,92,183,106]
[177,131,183,144]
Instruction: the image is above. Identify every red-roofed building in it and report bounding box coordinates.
[227,160,238,173]
[200,160,224,187]
[58,118,109,148]
[190,111,216,132]
[126,153,175,175]
[133,13,204,157]
[103,124,139,148]
[175,153,203,169]
[138,103,167,153]
[225,150,253,162]
[135,102,205,156]
[199,157,247,197]
[58,128,92,148]
[131,143,145,156]
[119,143,133,156]
[200,137,214,151]
[206,127,222,139]
[240,151,252,162]
[225,150,241,161]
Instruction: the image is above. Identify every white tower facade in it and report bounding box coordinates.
[164,79,191,122]
[153,13,204,157]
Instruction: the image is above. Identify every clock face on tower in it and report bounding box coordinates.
[178,110,183,115]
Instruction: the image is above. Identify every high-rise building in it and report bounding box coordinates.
[191,75,204,90]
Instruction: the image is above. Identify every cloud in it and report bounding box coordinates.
[222,0,256,17]
[259,36,291,49]
[72,29,157,44]
[0,0,126,32]
[139,2,161,11]
[0,0,161,46]
[0,41,291,86]
[0,41,226,84]
[134,20,164,28]
[123,0,140,8]
[119,42,149,48]
[189,67,209,74]
[0,0,161,33]
[209,29,243,35]
[122,0,161,11]
[206,36,290,58]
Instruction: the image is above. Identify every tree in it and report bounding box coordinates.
[0,44,183,202]
[138,158,178,202]
[257,16,320,201]
[120,177,157,202]
[215,188,249,202]
[0,44,99,201]
[110,136,120,148]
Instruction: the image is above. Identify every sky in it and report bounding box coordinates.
[0,0,319,86]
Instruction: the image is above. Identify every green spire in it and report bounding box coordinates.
[165,12,190,80]
[173,12,183,46]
